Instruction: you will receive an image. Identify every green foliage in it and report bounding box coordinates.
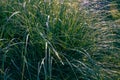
[109,0,120,19]
[0,0,120,80]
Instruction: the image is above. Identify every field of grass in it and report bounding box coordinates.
[0,0,120,80]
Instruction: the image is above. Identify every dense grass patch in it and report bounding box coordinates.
[0,0,120,80]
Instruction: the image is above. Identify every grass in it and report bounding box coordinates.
[0,0,120,80]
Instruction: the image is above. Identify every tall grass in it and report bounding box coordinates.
[0,0,120,80]
[83,0,120,79]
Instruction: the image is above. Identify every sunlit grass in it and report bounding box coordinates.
[0,0,120,80]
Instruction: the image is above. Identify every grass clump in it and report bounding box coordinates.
[0,0,120,80]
